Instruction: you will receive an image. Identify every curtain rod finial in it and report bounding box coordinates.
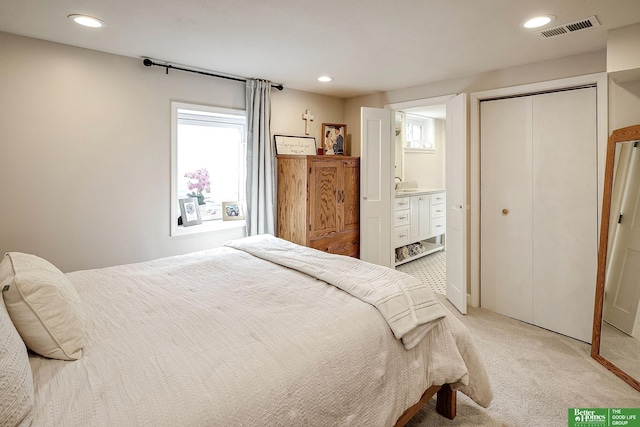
[143,58,153,67]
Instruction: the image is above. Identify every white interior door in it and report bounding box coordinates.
[480,96,534,324]
[445,93,468,314]
[531,88,597,343]
[360,107,393,268]
[605,142,640,336]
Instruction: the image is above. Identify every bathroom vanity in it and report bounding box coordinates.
[394,188,446,266]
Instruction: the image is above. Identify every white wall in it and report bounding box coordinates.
[271,88,344,152]
[607,22,640,131]
[609,79,640,131]
[345,50,606,157]
[0,32,345,272]
[607,23,640,75]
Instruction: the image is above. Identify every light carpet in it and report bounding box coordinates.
[408,296,640,427]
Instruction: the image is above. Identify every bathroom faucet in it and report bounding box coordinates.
[394,176,402,189]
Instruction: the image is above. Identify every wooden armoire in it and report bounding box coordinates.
[276,155,360,257]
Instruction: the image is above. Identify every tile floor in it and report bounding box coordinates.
[396,250,446,295]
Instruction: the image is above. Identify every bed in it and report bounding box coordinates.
[1,235,492,426]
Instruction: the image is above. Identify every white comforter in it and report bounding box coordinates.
[225,235,446,349]
[29,238,492,426]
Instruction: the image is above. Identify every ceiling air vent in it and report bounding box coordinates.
[536,15,600,38]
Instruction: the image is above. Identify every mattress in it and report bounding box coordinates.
[29,239,492,426]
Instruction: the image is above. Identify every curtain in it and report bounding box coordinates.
[245,79,275,236]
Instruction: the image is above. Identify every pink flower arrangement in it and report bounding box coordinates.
[185,168,211,205]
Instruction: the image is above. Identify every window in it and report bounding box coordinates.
[405,114,435,152]
[171,102,246,236]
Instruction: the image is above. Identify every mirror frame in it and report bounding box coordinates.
[591,124,640,392]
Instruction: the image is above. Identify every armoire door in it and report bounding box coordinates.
[309,160,340,238]
[480,87,597,342]
[341,158,360,233]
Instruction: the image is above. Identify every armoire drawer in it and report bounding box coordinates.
[394,209,410,226]
[309,231,359,258]
[394,225,410,247]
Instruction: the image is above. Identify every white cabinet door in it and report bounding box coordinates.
[409,194,430,242]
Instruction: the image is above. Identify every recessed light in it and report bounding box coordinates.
[522,15,555,29]
[317,76,333,83]
[68,14,105,28]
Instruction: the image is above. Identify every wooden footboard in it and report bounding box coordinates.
[393,384,457,427]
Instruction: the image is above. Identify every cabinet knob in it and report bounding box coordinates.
[352,240,356,245]
[502,208,509,215]
[363,196,368,200]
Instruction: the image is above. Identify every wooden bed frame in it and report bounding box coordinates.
[394,384,457,426]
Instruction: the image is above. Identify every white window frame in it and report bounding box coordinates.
[170,101,247,236]
[404,114,436,153]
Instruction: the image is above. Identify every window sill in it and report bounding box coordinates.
[404,148,436,154]
[171,219,246,237]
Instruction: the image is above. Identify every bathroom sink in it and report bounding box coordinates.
[395,188,427,194]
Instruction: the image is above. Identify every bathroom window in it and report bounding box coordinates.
[405,115,435,152]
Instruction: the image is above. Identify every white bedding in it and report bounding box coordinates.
[29,238,492,426]
[225,235,446,349]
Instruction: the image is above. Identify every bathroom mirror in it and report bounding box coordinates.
[592,124,640,392]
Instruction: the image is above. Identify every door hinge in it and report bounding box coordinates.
[634,141,638,148]
[618,213,623,224]
[309,224,311,231]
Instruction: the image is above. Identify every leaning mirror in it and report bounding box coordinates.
[592,124,640,392]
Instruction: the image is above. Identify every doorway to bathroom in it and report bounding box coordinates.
[392,101,448,297]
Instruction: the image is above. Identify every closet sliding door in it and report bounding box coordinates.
[480,97,533,324]
[480,87,597,342]
[531,88,597,342]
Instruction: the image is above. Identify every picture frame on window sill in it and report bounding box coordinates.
[321,123,347,155]
[222,201,245,221]
[179,197,202,226]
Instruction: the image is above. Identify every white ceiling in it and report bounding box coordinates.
[2,0,640,98]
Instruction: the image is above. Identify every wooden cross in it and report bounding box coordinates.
[302,109,314,135]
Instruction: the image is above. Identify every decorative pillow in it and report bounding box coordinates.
[0,252,85,360]
[0,292,34,426]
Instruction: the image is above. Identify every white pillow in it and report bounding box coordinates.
[0,252,85,360]
[0,293,34,426]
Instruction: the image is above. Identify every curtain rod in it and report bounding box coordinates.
[142,58,284,91]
